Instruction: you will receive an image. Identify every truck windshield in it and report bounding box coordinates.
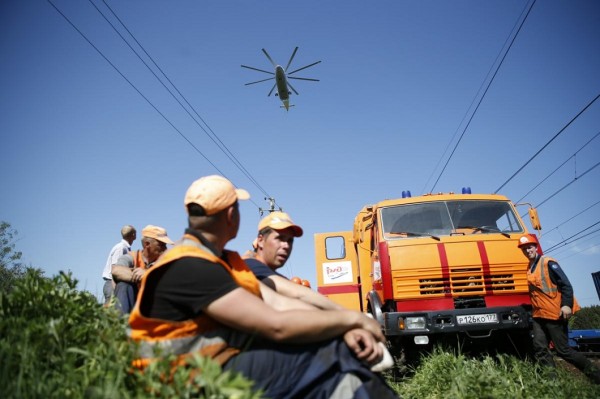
[381,200,524,239]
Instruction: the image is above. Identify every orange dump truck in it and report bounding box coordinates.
[316,189,540,361]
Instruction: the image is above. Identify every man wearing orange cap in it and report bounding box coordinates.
[128,175,398,398]
[519,234,600,383]
[246,211,344,310]
[112,225,174,314]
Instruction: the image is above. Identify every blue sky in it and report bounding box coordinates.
[2,1,600,306]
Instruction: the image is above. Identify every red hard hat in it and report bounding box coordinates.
[291,276,302,285]
[518,234,539,248]
[301,279,311,288]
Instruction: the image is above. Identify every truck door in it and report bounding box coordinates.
[315,231,362,311]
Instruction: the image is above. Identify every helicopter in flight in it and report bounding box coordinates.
[241,47,321,111]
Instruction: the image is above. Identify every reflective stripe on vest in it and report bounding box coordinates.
[527,256,580,319]
[128,234,261,368]
[536,256,557,296]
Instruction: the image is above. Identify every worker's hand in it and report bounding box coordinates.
[343,328,383,365]
[131,268,145,283]
[560,306,573,320]
[356,313,386,343]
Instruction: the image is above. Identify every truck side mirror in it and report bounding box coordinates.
[529,208,541,231]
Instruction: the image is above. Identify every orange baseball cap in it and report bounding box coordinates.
[258,211,303,237]
[184,175,250,216]
[142,225,174,245]
[517,234,538,248]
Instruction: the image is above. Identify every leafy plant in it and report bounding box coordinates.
[0,270,263,398]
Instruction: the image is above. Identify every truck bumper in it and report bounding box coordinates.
[382,305,531,338]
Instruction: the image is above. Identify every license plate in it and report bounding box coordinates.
[456,313,498,325]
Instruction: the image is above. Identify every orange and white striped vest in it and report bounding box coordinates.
[128,234,261,369]
[527,255,580,320]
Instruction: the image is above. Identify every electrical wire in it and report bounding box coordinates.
[429,0,536,193]
[544,199,600,235]
[46,0,267,210]
[494,92,600,194]
[544,221,600,253]
[535,160,600,209]
[515,131,600,203]
[97,0,273,201]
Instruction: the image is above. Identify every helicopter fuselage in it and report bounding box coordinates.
[275,65,290,109]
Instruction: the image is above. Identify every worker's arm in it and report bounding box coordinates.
[264,274,345,310]
[205,286,385,344]
[111,264,133,283]
[259,281,317,311]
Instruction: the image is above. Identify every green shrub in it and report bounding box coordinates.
[571,305,600,330]
[0,270,262,398]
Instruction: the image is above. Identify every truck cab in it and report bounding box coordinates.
[316,191,537,360]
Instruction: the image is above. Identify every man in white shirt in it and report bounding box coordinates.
[101,225,136,305]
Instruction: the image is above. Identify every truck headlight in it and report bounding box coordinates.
[405,316,426,330]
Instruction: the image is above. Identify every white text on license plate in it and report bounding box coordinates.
[456,313,498,325]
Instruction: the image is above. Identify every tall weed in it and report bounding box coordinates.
[0,270,262,398]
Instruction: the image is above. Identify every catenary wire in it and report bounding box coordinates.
[422,0,535,194]
[535,161,600,209]
[544,199,600,235]
[544,221,600,253]
[494,92,600,194]
[515,131,600,203]
[429,0,537,193]
[97,0,273,201]
[46,0,264,210]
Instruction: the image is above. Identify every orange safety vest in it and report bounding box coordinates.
[130,250,147,269]
[527,255,580,320]
[128,234,262,369]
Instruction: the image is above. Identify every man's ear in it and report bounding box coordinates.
[225,205,236,225]
[256,234,264,250]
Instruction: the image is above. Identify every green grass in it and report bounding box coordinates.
[388,347,600,398]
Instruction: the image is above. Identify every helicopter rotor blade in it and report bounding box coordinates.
[261,48,277,68]
[284,47,299,71]
[287,81,299,96]
[288,76,320,82]
[267,83,277,97]
[288,60,321,75]
[241,64,274,75]
[245,77,275,86]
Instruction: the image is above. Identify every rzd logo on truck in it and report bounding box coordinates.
[322,261,353,284]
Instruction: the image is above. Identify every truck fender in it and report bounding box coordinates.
[367,290,384,325]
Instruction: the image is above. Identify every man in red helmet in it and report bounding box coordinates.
[519,234,600,383]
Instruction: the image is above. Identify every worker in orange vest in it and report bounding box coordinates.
[128,175,398,397]
[519,234,600,384]
[112,225,174,314]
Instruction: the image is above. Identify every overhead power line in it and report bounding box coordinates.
[544,220,600,253]
[428,0,536,193]
[494,92,600,194]
[535,160,600,209]
[516,130,600,203]
[45,1,227,174]
[46,0,273,211]
[96,0,273,202]
[544,199,600,235]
